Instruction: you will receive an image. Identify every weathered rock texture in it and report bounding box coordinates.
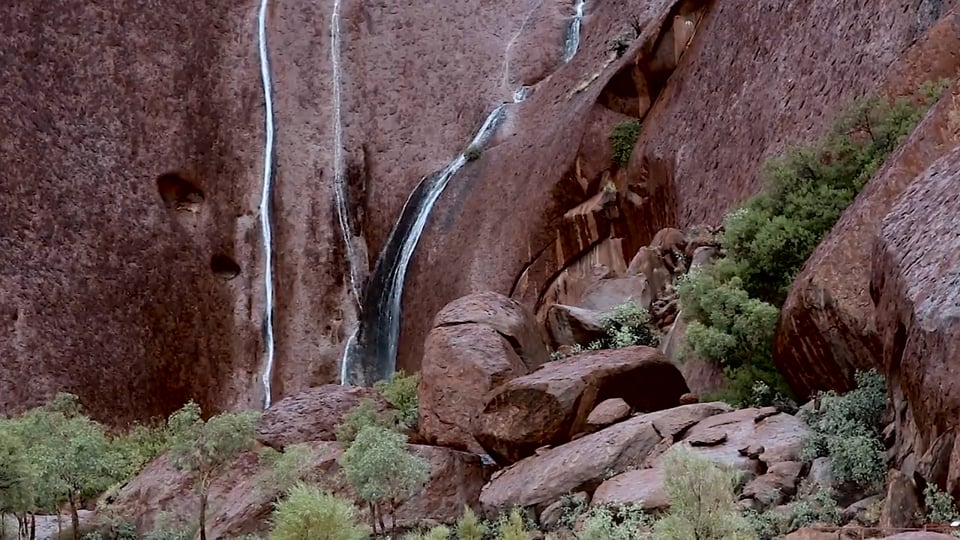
[475,346,688,464]
[402,0,960,377]
[871,147,960,496]
[775,14,960,398]
[418,292,548,453]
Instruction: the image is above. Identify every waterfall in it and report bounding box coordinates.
[562,0,586,63]
[340,0,587,386]
[331,0,363,306]
[257,0,277,409]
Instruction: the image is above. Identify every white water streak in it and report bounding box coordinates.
[331,0,363,307]
[563,0,586,63]
[257,0,277,409]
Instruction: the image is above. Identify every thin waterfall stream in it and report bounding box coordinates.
[257,0,277,408]
[340,0,588,386]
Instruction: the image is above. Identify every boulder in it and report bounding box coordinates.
[775,33,960,400]
[883,533,960,539]
[870,147,960,495]
[675,408,807,472]
[256,385,385,450]
[576,274,656,312]
[544,304,607,349]
[538,491,588,531]
[585,398,632,429]
[479,415,662,514]
[591,468,669,512]
[840,494,883,525]
[742,461,804,507]
[475,346,688,464]
[880,469,921,530]
[478,403,733,514]
[419,292,548,452]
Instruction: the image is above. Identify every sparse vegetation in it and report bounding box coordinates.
[579,503,650,540]
[167,402,260,540]
[652,447,757,540]
[923,483,960,524]
[374,371,420,430]
[464,146,483,161]
[801,370,888,491]
[609,120,641,167]
[339,425,430,534]
[335,398,397,446]
[588,299,659,350]
[454,506,486,540]
[268,483,369,540]
[257,443,316,499]
[679,82,947,405]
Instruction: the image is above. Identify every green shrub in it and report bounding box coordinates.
[579,503,650,540]
[588,299,659,350]
[374,371,420,430]
[454,506,486,540]
[112,422,171,480]
[268,483,369,540]
[464,146,483,161]
[610,120,641,167]
[556,493,588,529]
[787,488,840,529]
[743,508,789,540]
[257,443,315,497]
[495,509,527,540]
[339,425,430,533]
[924,483,959,524]
[335,399,397,446]
[801,370,888,490]
[652,447,756,539]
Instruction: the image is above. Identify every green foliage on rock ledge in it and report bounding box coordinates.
[374,370,420,430]
[588,299,659,350]
[679,81,947,405]
[801,370,888,490]
[610,120,641,167]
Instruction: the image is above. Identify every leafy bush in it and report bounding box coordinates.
[610,120,641,167]
[464,146,482,162]
[374,371,420,430]
[257,443,315,498]
[335,399,396,446]
[339,425,430,534]
[743,508,789,540]
[588,299,659,350]
[786,488,840,529]
[579,503,650,540]
[494,509,528,540]
[556,492,588,529]
[924,483,959,524]
[801,370,888,490]
[268,483,369,540]
[112,422,171,480]
[652,447,756,540]
[454,506,486,540]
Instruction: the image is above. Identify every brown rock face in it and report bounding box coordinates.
[475,346,688,464]
[255,385,384,450]
[418,292,548,453]
[544,304,606,349]
[870,147,960,494]
[402,0,957,382]
[775,24,960,398]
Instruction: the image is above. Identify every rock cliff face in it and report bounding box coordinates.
[774,14,960,399]
[871,147,960,495]
[401,0,960,374]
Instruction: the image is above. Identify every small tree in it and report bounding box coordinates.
[336,399,396,447]
[268,483,369,540]
[339,425,430,534]
[257,443,316,500]
[167,402,259,540]
[652,447,756,540]
[14,394,121,540]
[0,421,33,539]
[373,371,420,430]
[609,120,641,167]
[454,506,485,540]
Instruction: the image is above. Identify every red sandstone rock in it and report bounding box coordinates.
[585,398,632,429]
[256,385,385,450]
[775,31,960,398]
[418,292,548,453]
[870,147,960,498]
[474,346,688,464]
[544,304,607,349]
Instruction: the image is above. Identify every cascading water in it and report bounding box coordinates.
[330,0,363,307]
[341,0,585,386]
[257,0,277,409]
[563,0,587,62]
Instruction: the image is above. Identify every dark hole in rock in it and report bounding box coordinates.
[157,171,205,211]
[211,254,241,280]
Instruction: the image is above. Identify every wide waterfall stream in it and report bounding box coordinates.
[339,0,590,386]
